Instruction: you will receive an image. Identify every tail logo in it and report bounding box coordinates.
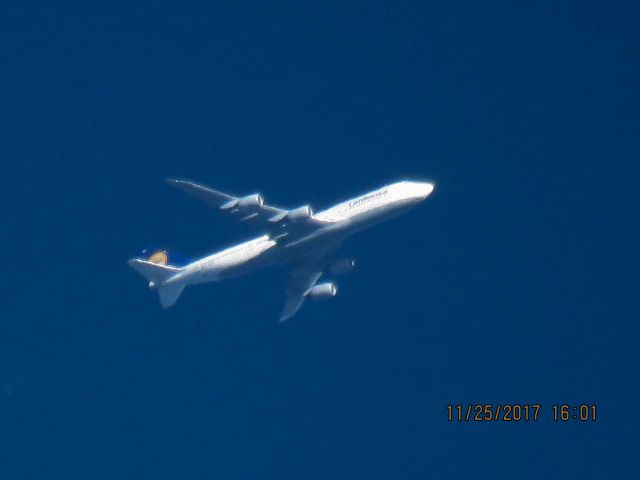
[148,250,168,265]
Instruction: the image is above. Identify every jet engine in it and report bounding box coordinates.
[288,205,313,221]
[307,282,338,300]
[238,193,264,208]
[328,259,356,276]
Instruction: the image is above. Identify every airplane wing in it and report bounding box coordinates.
[277,236,349,322]
[166,179,332,236]
[279,264,325,323]
[166,179,288,227]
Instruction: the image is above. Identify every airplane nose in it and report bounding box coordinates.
[412,181,435,199]
[422,182,435,198]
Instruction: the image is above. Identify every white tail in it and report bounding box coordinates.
[156,283,185,308]
[128,258,186,308]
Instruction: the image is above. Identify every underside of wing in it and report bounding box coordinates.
[166,179,287,227]
[166,179,333,236]
[279,268,324,323]
[279,294,308,324]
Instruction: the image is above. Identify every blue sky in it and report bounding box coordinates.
[2,1,639,478]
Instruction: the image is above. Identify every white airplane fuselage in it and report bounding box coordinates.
[163,181,434,287]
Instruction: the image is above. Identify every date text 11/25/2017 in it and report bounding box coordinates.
[446,404,597,422]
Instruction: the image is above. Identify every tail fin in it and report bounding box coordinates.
[156,283,185,309]
[128,254,186,308]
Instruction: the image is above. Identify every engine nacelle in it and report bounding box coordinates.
[307,282,337,300]
[238,193,264,208]
[328,259,356,276]
[288,205,313,221]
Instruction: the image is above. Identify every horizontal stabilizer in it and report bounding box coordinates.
[140,248,192,267]
[128,259,180,284]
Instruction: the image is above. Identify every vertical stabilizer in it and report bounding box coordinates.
[128,258,186,308]
[157,284,185,308]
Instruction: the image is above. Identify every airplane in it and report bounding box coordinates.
[128,179,435,322]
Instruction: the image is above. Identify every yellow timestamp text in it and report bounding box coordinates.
[446,404,597,422]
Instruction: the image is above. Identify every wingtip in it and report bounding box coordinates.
[127,258,148,270]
